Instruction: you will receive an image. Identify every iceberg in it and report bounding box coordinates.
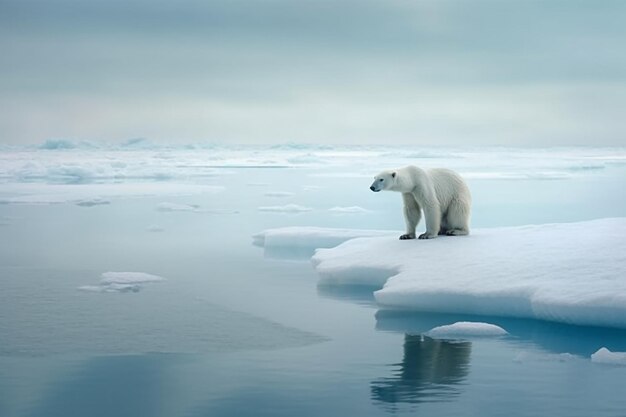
[307,218,626,329]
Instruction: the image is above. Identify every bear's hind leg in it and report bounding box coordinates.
[444,199,470,236]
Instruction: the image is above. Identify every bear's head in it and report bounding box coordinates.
[370,170,396,192]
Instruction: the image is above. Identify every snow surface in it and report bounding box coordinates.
[79,272,165,293]
[591,348,626,365]
[309,218,626,329]
[425,322,508,338]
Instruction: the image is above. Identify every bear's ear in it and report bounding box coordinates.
[391,172,396,178]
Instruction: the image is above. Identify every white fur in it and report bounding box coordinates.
[370,166,471,239]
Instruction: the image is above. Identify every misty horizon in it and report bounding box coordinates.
[1,0,626,146]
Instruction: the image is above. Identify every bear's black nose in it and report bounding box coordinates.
[370,186,376,191]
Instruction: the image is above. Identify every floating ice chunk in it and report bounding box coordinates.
[79,272,165,293]
[591,348,626,365]
[312,218,626,329]
[264,191,295,198]
[156,202,201,212]
[75,197,110,207]
[78,284,141,293]
[328,206,371,214]
[100,272,165,285]
[425,321,508,338]
[258,204,312,213]
[253,227,396,249]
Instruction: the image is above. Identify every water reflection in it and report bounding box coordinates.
[371,334,471,408]
[376,310,626,356]
[25,355,171,417]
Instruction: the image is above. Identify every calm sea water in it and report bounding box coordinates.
[1,160,626,417]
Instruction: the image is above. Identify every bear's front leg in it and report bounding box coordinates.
[420,200,441,240]
[401,193,421,241]
[418,232,437,239]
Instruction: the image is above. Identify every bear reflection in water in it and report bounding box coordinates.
[371,334,471,407]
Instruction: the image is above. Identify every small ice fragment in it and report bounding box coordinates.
[264,191,295,198]
[591,347,626,365]
[425,321,508,338]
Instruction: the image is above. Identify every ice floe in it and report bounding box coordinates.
[78,271,165,293]
[0,183,223,205]
[75,197,111,207]
[591,348,626,366]
[263,191,295,198]
[258,204,313,213]
[156,202,202,212]
[328,206,371,214]
[253,227,396,250]
[307,218,626,328]
[425,321,508,338]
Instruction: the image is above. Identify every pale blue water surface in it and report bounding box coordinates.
[1,148,626,417]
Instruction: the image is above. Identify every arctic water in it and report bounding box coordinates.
[1,145,626,417]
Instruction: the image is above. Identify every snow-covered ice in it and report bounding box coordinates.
[309,218,626,329]
[425,321,508,338]
[78,272,165,293]
[257,204,313,213]
[591,348,626,366]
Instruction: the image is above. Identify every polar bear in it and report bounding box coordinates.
[370,166,471,240]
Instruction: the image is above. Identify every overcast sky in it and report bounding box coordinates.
[1,0,625,146]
